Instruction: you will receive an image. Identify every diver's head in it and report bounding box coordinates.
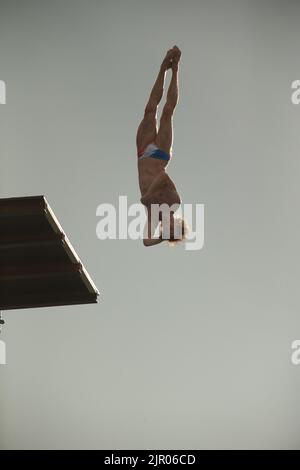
[159,212,188,245]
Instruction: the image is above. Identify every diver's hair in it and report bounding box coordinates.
[167,216,189,247]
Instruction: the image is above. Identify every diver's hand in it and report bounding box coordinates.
[140,171,181,208]
[143,237,163,247]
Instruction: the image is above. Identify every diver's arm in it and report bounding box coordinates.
[143,211,163,247]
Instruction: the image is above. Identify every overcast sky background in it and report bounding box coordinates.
[0,0,300,449]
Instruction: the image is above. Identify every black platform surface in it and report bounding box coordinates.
[0,195,99,310]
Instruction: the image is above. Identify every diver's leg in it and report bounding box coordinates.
[155,50,180,154]
[136,49,174,151]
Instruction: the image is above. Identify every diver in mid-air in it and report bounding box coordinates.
[136,45,187,246]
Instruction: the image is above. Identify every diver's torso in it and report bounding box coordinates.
[138,157,169,197]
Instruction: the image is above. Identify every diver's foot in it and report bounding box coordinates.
[161,47,177,70]
[161,58,172,71]
[171,46,181,71]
